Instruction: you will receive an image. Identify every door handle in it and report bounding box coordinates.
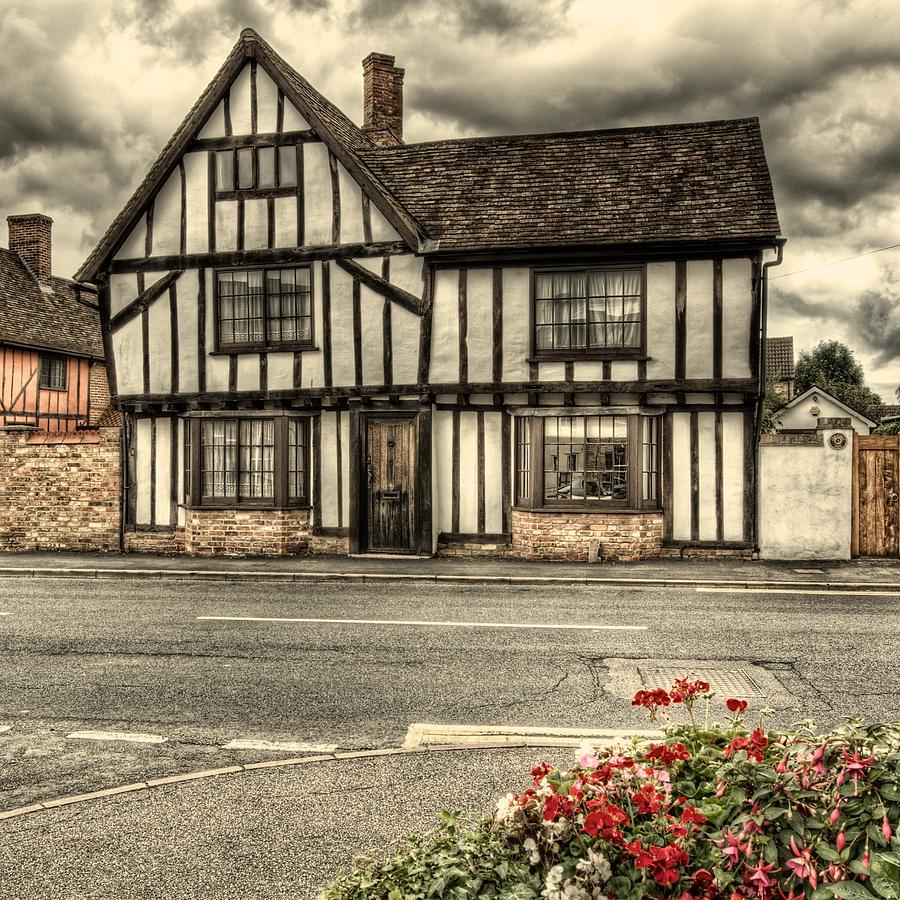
[890,492,899,503]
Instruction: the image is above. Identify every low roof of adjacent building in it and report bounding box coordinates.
[782,384,878,429]
[77,28,782,281]
[0,248,103,359]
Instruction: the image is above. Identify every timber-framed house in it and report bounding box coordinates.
[78,29,782,560]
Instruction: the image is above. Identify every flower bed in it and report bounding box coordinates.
[320,679,900,899]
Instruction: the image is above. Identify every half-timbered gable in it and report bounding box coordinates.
[81,29,781,560]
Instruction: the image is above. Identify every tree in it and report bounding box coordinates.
[793,340,882,418]
[760,378,786,434]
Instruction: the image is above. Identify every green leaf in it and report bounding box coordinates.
[818,845,843,862]
[869,873,900,900]
[870,823,890,847]
[826,882,880,899]
[878,852,900,867]
[879,786,900,802]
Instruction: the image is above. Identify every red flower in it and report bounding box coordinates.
[646,742,691,765]
[726,697,748,714]
[632,688,671,709]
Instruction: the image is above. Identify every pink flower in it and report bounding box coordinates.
[883,814,893,843]
[717,830,751,869]
[785,837,818,889]
[745,859,780,894]
[577,742,599,768]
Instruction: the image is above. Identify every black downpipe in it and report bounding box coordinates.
[753,239,786,554]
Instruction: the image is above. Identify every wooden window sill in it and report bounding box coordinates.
[512,505,660,515]
[527,354,651,363]
[211,345,319,356]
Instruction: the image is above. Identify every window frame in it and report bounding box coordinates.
[513,413,661,512]
[186,414,312,510]
[213,144,300,200]
[529,264,647,361]
[39,354,68,391]
[214,264,315,353]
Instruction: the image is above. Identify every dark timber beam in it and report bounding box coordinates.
[335,258,423,317]
[187,130,318,151]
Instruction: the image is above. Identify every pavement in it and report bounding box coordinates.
[0,551,897,899]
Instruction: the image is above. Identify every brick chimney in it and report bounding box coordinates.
[362,52,404,147]
[8,214,53,284]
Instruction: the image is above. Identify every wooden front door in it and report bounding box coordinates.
[854,435,900,558]
[365,416,417,553]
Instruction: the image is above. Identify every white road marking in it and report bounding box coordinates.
[0,725,11,735]
[197,615,647,632]
[697,587,900,597]
[403,723,664,750]
[222,739,337,753]
[0,612,10,616]
[67,730,167,744]
[793,568,825,574]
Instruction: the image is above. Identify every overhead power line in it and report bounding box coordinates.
[771,242,900,279]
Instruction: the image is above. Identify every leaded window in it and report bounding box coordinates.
[217,267,312,350]
[215,145,298,194]
[287,418,309,502]
[39,355,67,390]
[534,268,643,355]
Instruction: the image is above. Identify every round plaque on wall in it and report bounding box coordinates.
[829,433,847,450]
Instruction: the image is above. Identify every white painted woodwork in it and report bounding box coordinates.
[236,354,259,392]
[281,99,311,131]
[147,286,171,394]
[256,66,280,133]
[338,163,365,244]
[229,65,253,136]
[484,412,504,533]
[110,273,138,317]
[360,284,384,385]
[671,412,692,540]
[340,411,350,526]
[154,418,173,527]
[243,199,268,250]
[175,418,186,527]
[722,412,745,541]
[466,268,493,384]
[686,260,714,379]
[215,200,239,252]
[150,168,182,257]
[274,196,297,247]
[457,411,478,531]
[434,410,453,534]
[501,268,530,382]
[697,412,717,540]
[645,262,676,380]
[722,258,753,379]
[328,264,356,387]
[391,304,419,386]
[184,152,209,254]
[320,410,339,528]
[303,142,332,246]
[429,269,460,384]
[134,417,152,524]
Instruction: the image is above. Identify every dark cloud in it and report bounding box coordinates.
[854,288,900,367]
[769,287,839,323]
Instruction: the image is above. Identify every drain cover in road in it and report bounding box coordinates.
[637,665,765,699]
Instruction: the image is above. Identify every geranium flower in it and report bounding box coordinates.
[645,742,691,766]
[726,698,748,714]
[577,742,599,768]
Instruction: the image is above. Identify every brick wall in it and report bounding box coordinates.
[0,426,121,551]
[510,509,664,562]
[362,52,404,145]
[124,529,185,554]
[88,362,119,426]
[7,214,52,283]
[183,508,312,557]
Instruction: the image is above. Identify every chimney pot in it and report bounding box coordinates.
[362,52,404,146]
[8,214,53,284]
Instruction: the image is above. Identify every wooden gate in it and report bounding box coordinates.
[852,435,900,558]
[364,415,417,553]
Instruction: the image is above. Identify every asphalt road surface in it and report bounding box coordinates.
[1,575,898,809]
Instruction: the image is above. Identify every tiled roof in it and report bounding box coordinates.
[359,118,781,252]
[766,336,794,381]
[0,248,103,358]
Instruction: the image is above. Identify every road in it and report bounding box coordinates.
[0,575,898,809]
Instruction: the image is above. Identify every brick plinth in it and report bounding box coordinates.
[0,426,121,551]
[436,540,513,558]
[124,529,185,554]
[307,533,349,556]
[183,508,311,557]
[510,509,664,562]
[659,547,754,560]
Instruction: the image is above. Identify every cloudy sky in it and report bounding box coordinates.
[2,0,898,401]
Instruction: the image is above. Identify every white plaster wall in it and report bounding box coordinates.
[722,412,744,541]
[574,361,604,381]
[466,268,494,384]
[255,66,280,133]
[236,354,259,392]
[338,163,365,244]
[113,316,143,395]
[391,304,420,387]
[429,269,460,384]
[303,143,332,246]
[243,198,268,250]
[176,269,201,393]
[151,168,182,257]
[267,352,294,391]
[274,196,298,248]
[154,417,172,527]
[722,258,753,379]
[388,254,424,299]
[697,411,717,540]
[114,216,147,262]
[610,361,638,381]
[301,262,326,390]
[328,264,356,387]
[134,417,152,524]
[671,412,692,540]
[215,200,239,252]
[184,152,209,254]
[759,428,853,559]
[282,99,311,131]
[434,410,454,534]
[484,411,504,533]
[686,260,713,379]
[340,411,350,526]
[110,273,139,317]
[205,266,231,392]
[501,268,530,382]
[779,395,872,434]
[320,410,340,528]
[360,284,384,385]
[229,64,253,135]
[645,262,676,379]
[147,291,172,394]
[540,362,565,382]
[197,101,226,139]
[176,418,186,527]
[369,202,400,242]
[458,411,478,532]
